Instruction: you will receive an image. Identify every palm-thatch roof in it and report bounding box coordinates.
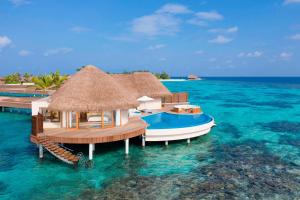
[48,65,139,112]
[112,72,171,98]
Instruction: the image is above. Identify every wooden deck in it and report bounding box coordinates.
[36,118,148,144]
[0,96,40,109]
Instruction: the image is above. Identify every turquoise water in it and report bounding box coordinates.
[0,92,47,98]
[1,78,300,199]
[143,112,213,129]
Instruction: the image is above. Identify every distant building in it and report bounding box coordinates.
[188,74,199,80]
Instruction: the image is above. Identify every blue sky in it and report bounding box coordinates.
[0,0,300,76]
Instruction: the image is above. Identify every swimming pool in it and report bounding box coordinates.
[142,112,213,129]
[0,92,47,98]
[142,112,215,142]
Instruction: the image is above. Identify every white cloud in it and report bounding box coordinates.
[19,50,31,56]
[284,0,300,4]
[290,33,300,40]
[227,26,239,33]
[147,44,165,50]
[44,47,73,56]
[131,4,193,36]
[196,11,223,21]
[238,51,263,58]
[187,18,207,26]
[280,52,293,60]
[70,26,91,33]
[0,36,12,49]
[156,4,191,14]
[132,13,180,36]
[159,57,167,61]
[9,0,30,6]
[195,50,204,55]
[209,35,232,44]
[108,35,138,42]
[209,26,239,33]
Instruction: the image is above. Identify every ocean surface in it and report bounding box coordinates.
[0,77,300,199]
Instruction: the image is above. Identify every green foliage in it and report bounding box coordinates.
[4,73,21,84]
[23,72,32,82]
[155,71,170,79]
[32,71,68,91]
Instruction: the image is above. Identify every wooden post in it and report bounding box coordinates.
[112,111,115,127]
[165,141,168,146]
[120,110,122,126]
[101,111,104,128]
[187,138,190,144]
[125,139,129,154]
[76,112,79,129]
[39,144,43,159]
[66,112,69,128]
[142,135,146,147]
[89,144,94,160]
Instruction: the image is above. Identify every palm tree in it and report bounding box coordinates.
[32,71,68,91]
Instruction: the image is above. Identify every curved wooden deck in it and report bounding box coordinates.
[37,118,148,144]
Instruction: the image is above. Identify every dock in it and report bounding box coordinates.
[0,96,39,109]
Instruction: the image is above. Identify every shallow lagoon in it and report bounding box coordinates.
[0,78,300,199]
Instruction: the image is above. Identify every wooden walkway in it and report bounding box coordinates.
[38,118,148,144]
[0,96,39,109]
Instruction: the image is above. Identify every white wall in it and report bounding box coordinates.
[31,97,49,116]
[138,98,162,110]
[121,109,129,125]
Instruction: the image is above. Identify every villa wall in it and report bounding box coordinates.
[138,98,162,110]
[31,97,49,116]
[121,109,129,125]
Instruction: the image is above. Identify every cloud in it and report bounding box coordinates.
[19,50,31,56]
[131,3,192,36]
[159,57,167,61]
[195,11,223,21]
[195,50,204,55]
[108,35,138,42]
[156,4,191,14]
[209,35,232,44]
[283,0,300,4]
[132,13,180,36]
[290,33,300,40]
[44,47,73,56]
[187,18,207,26]
[238,51,263,58]
[70,26,91,33]
[147,44,165,50]
[209,26,239,33]
[0,36,12,49]
[9,0,30,6]
[280,52,293,60]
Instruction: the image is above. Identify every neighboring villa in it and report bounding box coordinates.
[30,65,214,166]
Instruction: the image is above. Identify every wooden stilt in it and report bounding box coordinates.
[39,144,43,159]
[89,143,94,160]
[142,135,146,147]
[165,141,168,146]
[125,139,129,154]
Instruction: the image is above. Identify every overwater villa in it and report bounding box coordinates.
[30,65,214,166]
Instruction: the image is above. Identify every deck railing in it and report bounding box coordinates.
[163,92,188,103]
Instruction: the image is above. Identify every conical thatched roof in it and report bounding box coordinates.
[112,72,171,98]
[48,65,139,112]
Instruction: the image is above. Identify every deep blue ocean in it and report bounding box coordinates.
[0,77,299,199]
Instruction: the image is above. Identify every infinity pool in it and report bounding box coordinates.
[0,92,47,98]
[142,112,213,129]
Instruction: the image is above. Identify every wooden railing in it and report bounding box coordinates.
[32,113,43,136]
[163,92,188,103]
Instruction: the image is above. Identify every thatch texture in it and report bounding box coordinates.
[48,65,139,112]
[112,72,171,98]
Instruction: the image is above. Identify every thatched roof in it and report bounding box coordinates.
[48,65,139,112]
[112,72,171,98]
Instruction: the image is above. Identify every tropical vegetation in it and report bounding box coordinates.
[31,72,68,91]
[154,71,170,79]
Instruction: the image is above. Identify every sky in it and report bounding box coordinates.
[0,0,300,76]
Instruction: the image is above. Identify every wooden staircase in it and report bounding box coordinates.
[37,137,80,166]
